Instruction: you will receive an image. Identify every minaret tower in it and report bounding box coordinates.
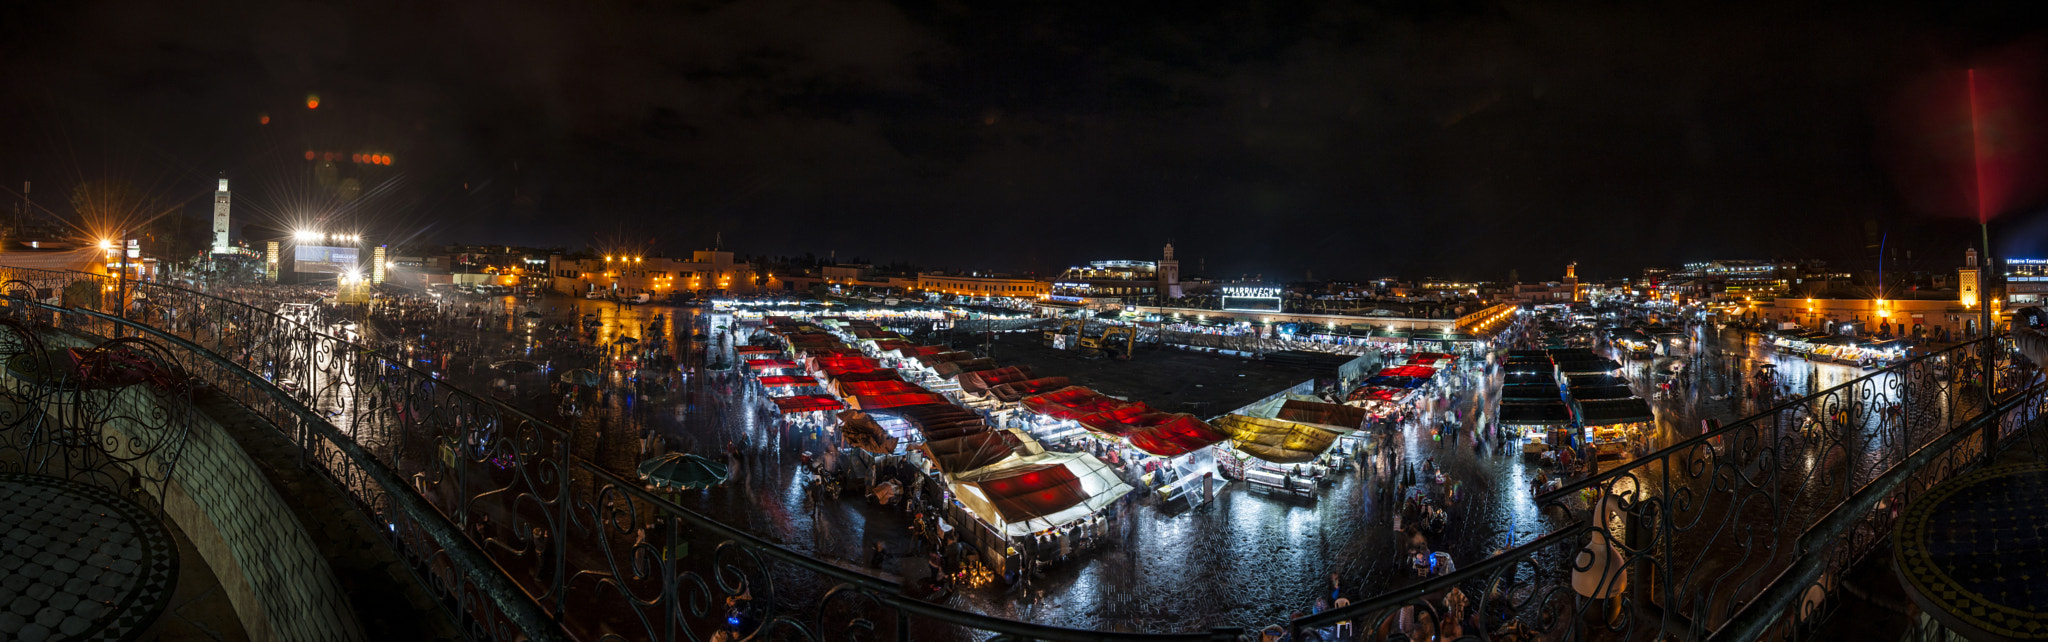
[1159,242,1182,299]
[210,173,232,254]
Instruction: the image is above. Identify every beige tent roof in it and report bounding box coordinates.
[1213,414,1344,464]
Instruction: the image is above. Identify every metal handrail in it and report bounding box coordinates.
[1710,377,2048,642]
[12,264,2037,641]
[0,295,570,640]
[0,265,1241,640]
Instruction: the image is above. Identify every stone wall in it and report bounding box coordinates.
[36,331,366,642]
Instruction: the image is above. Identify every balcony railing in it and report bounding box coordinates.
[2,264,2041,642]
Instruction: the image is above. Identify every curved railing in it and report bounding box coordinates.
[0,267,1238,641]
[5,264,2042,642]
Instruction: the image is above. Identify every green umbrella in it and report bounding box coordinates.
[637,453,730,490]
[564,368,600,387]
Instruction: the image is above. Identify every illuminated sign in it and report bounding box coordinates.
[294,245,359,275]
[1221,286,1282,312]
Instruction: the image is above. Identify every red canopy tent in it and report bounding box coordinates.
[757,375,817,388]
[772,395,845,413]
[736,346,781,358]
[958,366,1035,396]
[1377,365,1437,379]
[1020,387,1135,420]
[749,359,801,371]
[912,351,975,368]
[1076,402,1157,435]
[830,370,903,384]
[851,392,951,410]
[1349,387,1401,402]
[960,462,1087,521]
[809,354,879,373]
[836,380,925,397]
[988,377,1074,403]
[922,431,1023,474]
[1120,414,1230,458]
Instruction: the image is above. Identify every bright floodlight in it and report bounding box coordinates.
[295,230,319,242]
[98,239,113,250]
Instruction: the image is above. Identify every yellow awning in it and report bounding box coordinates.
[1213,414,1343,464]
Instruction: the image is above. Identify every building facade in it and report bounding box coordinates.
[549,250,758,297]
[915,273,1048,299]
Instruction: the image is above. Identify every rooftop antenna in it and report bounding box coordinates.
[715,231,722,251]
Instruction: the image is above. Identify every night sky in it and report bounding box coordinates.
[5,0,2048,281]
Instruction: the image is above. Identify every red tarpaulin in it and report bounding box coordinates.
[749,359,800,371]
[1121,414,1231,458]
[736,346,781,355]
[1377,365,1436,379]
[989,377,1074,403]
[757,375,817,388]
[1020,387,1135,420]
[836,380,925,397]
[819,362,883,378]
[924,431,1024,474]
[965,463,1087,522]
[809,355,879,373]
[958,365,1035,396]
[914,351,976,367]
[1349,387,1401,402]
[851,392,951,410]
[830,370,902,384]
[772,395,844,413]
[1076,402,1157,435]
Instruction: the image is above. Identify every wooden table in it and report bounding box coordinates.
[1894,462,2048,641]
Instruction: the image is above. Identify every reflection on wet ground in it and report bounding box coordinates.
[369,297,1898,631]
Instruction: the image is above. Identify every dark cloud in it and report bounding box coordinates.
[4,0,2047,280]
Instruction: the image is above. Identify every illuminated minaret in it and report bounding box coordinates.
[1158,242,1182,299]
[210,174,232,254]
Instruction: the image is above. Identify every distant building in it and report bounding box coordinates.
[1513,263,1586,304]
[1759,249,2001,340]
[2006,258,2047,305]
[549,250,758,298]
[915,272,1048,300]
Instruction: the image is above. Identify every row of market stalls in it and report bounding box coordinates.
[737,315,1138,575]
[1500,348,1654,465]
[1767,331,1908,367]
[1342,351,1462,418]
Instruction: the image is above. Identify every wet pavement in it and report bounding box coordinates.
[344,294,1934,632]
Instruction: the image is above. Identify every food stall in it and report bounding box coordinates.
[1500,401,1574,451]
[1575,398,1654,462]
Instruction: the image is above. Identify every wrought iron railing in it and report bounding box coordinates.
[6,264,2042,642]
[0,268,1240,641]
[1285,330,2045,641]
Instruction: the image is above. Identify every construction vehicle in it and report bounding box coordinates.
[1076,325,1139,360]
[1041,319,1083,348]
